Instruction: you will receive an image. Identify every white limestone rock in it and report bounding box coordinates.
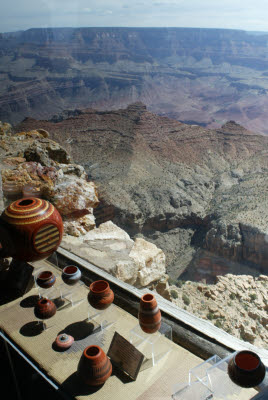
[61,221,166,287]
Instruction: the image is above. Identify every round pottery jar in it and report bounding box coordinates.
[138,293,161,334]
[88,280,114,310]
[228,350,266,388]
[0,197,63,262]
[77,345,112,386]
[34,298,57,320]
[54,333,74,350]
[36,270,56,289]
[61,265,82,286]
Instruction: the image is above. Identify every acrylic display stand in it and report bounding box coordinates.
[171,352,267,400]
[87,303,119,332]
[58,280,85,308]
[130,321,172,367]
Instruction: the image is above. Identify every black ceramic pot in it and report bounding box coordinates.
[228,350,266,388]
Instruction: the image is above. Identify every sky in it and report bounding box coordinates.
[1,0,268,33]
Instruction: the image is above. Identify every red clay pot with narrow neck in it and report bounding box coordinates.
[138,293,161,334]
[87,280,114,310]
[77,345,112,386]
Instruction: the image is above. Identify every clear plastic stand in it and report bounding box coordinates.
[58,281,85,308]
[130,321,172,368]
[172,353,243,400]
[87,303,119,332]
[35,317,54,332]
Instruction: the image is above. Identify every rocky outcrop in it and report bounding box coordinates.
[0,122,167,287]
[0,126,98,234]
[160,274,268,347]
[61,221,166,287]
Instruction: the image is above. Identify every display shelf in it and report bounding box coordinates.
[130,321,172,367]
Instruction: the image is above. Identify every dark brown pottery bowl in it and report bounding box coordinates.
[228,350,266,388]
[61,265,81,286]
[36,270,56,289]
[34,298,56,320]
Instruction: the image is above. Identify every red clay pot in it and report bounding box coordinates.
[54,333,74,350]
[0,197,63,261]
[34,298,57,320]
[228,350,266,388]
[138,293,161,334]
[36,270,56,289]
[88,280,114,310]
[77,345,112,386]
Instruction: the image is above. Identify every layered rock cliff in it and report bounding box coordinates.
[15,103,268,281]
[1,27,268,134]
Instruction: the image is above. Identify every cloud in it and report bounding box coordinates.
[1,0,268,32]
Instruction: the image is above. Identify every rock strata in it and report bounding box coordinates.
[15,103,268,278]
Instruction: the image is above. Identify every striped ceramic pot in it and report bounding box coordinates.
[34,298,57,320]
[36,270,56,289]
[0,197,63,261]
[138,293,161,334]
[77,345,112,386]
[61,265,82,286]
[54,333,74,350]
[88,280,114,310]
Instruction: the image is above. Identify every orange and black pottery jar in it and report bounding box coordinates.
[77,345,112,386]
[88,280,114,310]
[34,298,57,320]
[0,197,63,261]
[138,293,161,334]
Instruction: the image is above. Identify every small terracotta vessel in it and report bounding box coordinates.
[54,333,74,350]
[0,197,63,261]
[36,270,56,288]
[61,265,81,286]
[228,350,266,388]
[138,293,161,334]
[34,298,56,320]
[77,345,112,386]
[88,280,114,310]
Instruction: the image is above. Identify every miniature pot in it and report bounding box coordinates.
[88,280,114,310]
[36,270,56,289]
[228,350,266,388]
[138,293,161,334]
[0,197,63,262]
[54,333,74,350]
[34,298,56,320]
[61,265,81,286]
[77,345,112,386]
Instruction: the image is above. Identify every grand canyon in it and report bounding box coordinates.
[1,27,268,346]
[1,27,268,134]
